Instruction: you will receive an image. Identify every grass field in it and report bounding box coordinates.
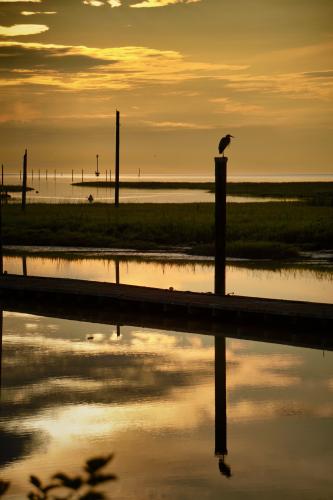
[2,202,333,259]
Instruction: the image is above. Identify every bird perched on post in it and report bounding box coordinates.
[218,134,234,156]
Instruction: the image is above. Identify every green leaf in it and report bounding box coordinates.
[30,476,42,490]
[85,455,113,474]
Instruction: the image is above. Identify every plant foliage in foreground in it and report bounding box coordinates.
[0,454,116,499]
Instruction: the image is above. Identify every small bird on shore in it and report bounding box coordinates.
[218,134,234,156]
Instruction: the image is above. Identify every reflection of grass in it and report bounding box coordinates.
[2,202,333,259]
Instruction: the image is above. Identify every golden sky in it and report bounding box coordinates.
[0,0,332,174]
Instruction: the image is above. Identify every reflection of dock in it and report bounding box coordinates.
[0,275,332,351]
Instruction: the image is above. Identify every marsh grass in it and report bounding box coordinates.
[2,202,333,258]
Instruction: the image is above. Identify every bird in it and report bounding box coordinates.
[218,134,234,156]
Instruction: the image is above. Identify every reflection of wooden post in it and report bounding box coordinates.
[215,336,227,457]
[115,260,120,285]
[22,149,28,211]
[214,157,227,296]
[0,189,2,275]
[115,110,120,207]
[22,256,27,276]
[0,309,3,396]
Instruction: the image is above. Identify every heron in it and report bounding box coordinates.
[218,134,234,156]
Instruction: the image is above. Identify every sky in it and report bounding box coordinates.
[0,0,332,175]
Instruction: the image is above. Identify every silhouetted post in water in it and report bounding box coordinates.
[32,169,34,181]
[82,169,84,182]
[46,170,48,181]
[105,170,107,182]
[20,170,22,181]
[22,149,28,211]
[1,164,3,186]
[54,169,56,181]
[115,110,120,207]
[215,336,231,477]
[38,169,40,181]
[22,256,27,276]
[72,170,74,182]
[109,169,112,182]
[214,156,227,296]
[117,324,121,337]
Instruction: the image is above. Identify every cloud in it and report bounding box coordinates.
[131,0,200,7]
[21,11,57,16]
[83,0,121,6]
[0,24,49,36]
[143,120,212,129]
[0,40,247,90]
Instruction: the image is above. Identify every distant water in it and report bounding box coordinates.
[3,172,331,204]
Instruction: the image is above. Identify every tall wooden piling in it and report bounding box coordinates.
[115,110,120,207]
[214,156,227,296]
[81,169,84,182]
[1,164,3,186]
[72,170,74,182]
[22,149,28,211]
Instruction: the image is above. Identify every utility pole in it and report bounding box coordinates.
[22,149,28,211]
[115,110,120,207]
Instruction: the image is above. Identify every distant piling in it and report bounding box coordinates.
[1,164,3,186]
[115,110,120,207]
[38,169,40,181]
[0,180,2,275]
[82,169,84,182]
[72,170,74,182]
[46,170,48,181]
[22,149,28,211]
[214,156,227,295]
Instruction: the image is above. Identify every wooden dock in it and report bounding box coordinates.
[0,274,332,351]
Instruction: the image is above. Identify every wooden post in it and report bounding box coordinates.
[54,169,56,180]
[214,156,227,296]
[109,169,112,182]
[105,170,107,182]
[115,110,120,207]
[38,169,40,181]
[1,164,3,186]
[22,149,28,211]
[72,170,74,182]
[82,169,84,182]
[46,170,48,181]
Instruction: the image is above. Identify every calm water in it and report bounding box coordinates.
[1,255,332,498]
[4,172,328,204]
[3,253,333,303]
[1,311,332,499]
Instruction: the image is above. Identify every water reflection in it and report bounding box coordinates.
[3,253,333,303]
[0,310,332,498]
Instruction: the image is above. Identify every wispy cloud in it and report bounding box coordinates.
[0,40,247,90]
[21,11,57,16]
[131,0,200,7]
[83,0,121,6]
[0,24,49,36]
[143,120,212,129]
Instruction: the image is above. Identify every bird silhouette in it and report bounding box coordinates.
[218,134,234,156]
